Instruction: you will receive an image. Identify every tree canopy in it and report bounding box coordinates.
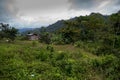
[0,23,18,41]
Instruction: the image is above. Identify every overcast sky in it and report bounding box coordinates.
[0,0,120,28]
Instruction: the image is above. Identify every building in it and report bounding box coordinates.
[27,33,39,40]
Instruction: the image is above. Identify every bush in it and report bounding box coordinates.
[96,45,113,55]
[32,41,37,47]
[51,34,64,45]
[39,33,51,44]
[19,36,29,41]
[0,41,120,80]
[74,41,84,48]
[91,55,120,80]
[46,45,54,52]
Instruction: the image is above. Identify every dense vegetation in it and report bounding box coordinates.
[0,11,120,80]
[0,41,120,80]
[0,23,18,41]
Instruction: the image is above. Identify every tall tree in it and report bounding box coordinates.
[0,23,18,41]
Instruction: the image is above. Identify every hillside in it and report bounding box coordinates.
[22,13,109,34]
[0,41,119,80]
[0,11,120,80]
[46,20,65,32]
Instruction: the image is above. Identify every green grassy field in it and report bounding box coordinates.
[0,41,119,80]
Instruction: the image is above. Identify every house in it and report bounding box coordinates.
[27,33,39,40]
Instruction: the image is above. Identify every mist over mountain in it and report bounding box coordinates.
[22,11,112,34]
[18,28,34,33]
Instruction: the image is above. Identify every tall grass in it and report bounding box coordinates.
[0,41,119,80]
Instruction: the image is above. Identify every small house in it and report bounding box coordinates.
[27,33,39,40]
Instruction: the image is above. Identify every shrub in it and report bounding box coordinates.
[46,45,54,52]
[51,34,64,45]
[74,41,84,48]
[96,45,113,55]
[19,36,29,40]
[32,41,37,47]
[39,33,51,44]
[91,55,120,80]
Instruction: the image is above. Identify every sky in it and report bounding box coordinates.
[0,0,120,28]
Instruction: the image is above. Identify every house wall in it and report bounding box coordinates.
[29,35,39,40]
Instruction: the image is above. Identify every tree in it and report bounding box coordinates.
[96,11,120,56]
[39,32,51,44]
[0,23,18,41]
[59,20,81,44]
[110,11,120,48]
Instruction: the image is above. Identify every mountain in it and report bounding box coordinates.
[18,28,34,33]
[20,20,66,34]
[22,11,120,34]
[45,20,65,32]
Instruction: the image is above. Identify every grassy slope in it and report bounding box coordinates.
[0,41,117,80]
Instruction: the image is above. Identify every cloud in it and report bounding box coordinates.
[15,0,70,20]
[68,0,97,10]
[68,0,120,14]
[0,0,119,28]
[0,0,20,26]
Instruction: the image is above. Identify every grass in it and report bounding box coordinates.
[0,40,119,80]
